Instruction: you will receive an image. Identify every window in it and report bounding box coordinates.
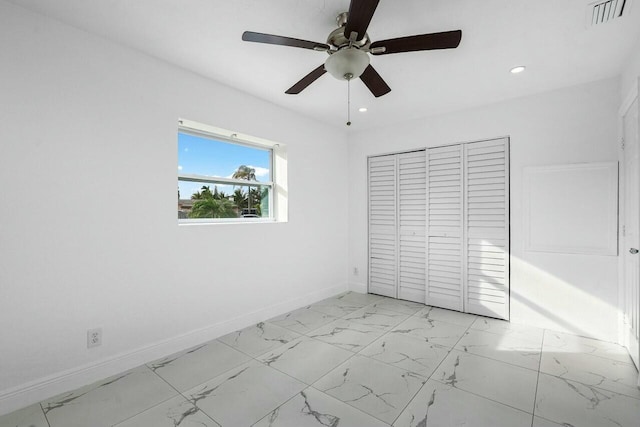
[178,119,285,223]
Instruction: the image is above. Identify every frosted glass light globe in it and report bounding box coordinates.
[325,48,370,80]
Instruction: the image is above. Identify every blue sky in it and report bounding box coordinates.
[178,132,270,199]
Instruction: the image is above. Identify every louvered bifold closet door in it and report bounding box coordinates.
[426,145,464,311]
[398,151,427,303]
[368,156,397,298]
[464,138,510,320]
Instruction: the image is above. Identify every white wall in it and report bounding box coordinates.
[621,37,640,100]
[348,78,621,342]
[0,1,348,413]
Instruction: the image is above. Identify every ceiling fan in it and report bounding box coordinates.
[242,0,462,98]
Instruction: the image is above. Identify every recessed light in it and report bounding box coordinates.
[510,66,526,74]
[359,107,368,112]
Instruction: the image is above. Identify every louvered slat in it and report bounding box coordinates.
[426,145,463,311]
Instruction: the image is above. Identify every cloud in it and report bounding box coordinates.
[178,165,183,171]
[248,165,270,178]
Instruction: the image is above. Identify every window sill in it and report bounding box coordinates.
[178,218,279,226]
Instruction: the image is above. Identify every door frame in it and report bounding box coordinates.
[617,78,640,383]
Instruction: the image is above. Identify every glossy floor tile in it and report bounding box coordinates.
[539,347,640,399]
[218,321,301,357]
[184,360,306,426]
[0,403,49,427]
[41,365,177,427]
[253,387,389,427]
[147,339,252,391]
[314,354,425,424]
[390,316,468,348]
[454,328,542,370]
[434,349,539,413]
[393,379,533,427]
[267,306,338,335]
[532,416,565,426]
[359,333,450,378]
[113,396,220,427]
[470,316,545,343]
[333,291,385,306]
[543,330,633,364]
[257,336,353,384]
[341,305,411,331]
[414,306,478,328]
[2,292,639,427]
[307,296,367,317]
[307,318,385,352]
[534,372,640,427]
[368,298,425,315]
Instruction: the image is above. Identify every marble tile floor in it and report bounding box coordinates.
[2,292,640,427]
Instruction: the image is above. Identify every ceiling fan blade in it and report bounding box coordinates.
[285,64,327,94]
[242,31,330,51]
[344,0,380,41]
[360,64,391,97]
[370,30,462,55]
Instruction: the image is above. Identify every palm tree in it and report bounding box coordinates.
[212,186,230,200]
[189,198,236,218]
[248,187,262,215]
[233,188,248,211]
[232,165,259,211]
[191,185,213,200]
[232,165,257,181]
[191,185,230,202]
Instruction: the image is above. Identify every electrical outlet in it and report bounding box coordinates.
[353,267,359,276]
[87,328,102,348]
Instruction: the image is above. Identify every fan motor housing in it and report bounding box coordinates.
[326,12,371,50]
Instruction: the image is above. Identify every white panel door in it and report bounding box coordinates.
[622,98,640,369]
[398,151,427,303]
[426,145,464,311]
[464,138,510,320]
[368,155,397,298]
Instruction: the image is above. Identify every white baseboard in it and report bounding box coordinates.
[0,283,347,416]
[348,281,367,294]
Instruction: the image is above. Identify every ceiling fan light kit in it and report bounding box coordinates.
[242,0,462,123]
[325,47,370,80]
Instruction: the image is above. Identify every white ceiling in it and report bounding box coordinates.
[9,0,640,130]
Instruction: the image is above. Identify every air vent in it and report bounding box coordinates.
[587,0,628,26]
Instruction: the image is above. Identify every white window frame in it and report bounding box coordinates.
[178,119,285,224]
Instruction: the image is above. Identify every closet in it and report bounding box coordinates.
[368,138,510,320]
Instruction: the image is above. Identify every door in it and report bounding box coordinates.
[398,151,427,302]
[368,155,397,298]
[368,152,427,301]
[622,97,640,369]
[425,144,464,311]
[425,138,510,319]
[464,139,510,320]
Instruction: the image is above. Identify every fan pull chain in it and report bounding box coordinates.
[346,77,352,126]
